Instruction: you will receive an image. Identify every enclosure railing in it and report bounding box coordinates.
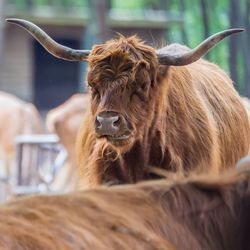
[9,134,67,199]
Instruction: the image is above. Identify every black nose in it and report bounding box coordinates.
[95,111,125,136]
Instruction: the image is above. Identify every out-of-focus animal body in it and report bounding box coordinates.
[0,91,42,177]
[46,93,90,191]
[1,162,250,249]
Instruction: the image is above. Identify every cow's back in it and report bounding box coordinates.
[165,60,250,172]
[196,60,249,168]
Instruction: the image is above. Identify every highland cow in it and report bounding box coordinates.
[6,19,250,187]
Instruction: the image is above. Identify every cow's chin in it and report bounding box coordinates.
[100,135,135,153]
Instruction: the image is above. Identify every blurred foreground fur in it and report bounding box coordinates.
[1,159,250,250]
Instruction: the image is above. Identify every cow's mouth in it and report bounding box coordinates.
[106,134,132,147]
[97,133,132,145]
[107,134,130,141]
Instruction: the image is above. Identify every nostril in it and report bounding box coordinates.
[112,116,120,127]
[95,116,102,129]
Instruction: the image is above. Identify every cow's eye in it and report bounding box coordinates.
[134,86,148,102]
[137,83,148,93]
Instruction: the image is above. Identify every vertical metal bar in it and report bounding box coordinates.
[16,143,23,186]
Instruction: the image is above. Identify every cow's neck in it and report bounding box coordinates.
[102,67,172,184]
[147,68,172,172]
[119,119,168,182]
[122,141,148,182]
[102,140,148,184]
[114,67,173,183]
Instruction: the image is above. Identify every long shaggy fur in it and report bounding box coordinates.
[1,166,250,249]
[77,36,250,187]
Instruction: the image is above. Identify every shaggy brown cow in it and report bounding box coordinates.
[1,163,250,250]
[7,19,250,187]
[46,93,90,191]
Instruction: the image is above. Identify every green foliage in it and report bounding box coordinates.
[111,0,146,9]
[166,0,246,91]
[148,0,249,94]
[10,0,89,9]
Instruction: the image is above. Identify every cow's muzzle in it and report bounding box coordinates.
[95,111,130,140]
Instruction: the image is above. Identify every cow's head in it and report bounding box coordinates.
[86,36,159,149]
[6,18,243,151]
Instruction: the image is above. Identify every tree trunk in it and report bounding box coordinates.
[178,0,188,44]
[229,0,240,89]
[199,0,210,59]
[241,0,250,97]
[92,0,108,42]
[247,0,250,28]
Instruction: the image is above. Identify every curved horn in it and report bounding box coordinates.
[157,28,244,66]
[6,18,91,61]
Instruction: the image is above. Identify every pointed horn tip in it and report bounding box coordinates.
[6,18,17,22]
[230,28,245,33]
[5,18,23,24]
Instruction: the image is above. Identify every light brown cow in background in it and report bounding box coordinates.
[46,93,90,191]
[0,91,42,201]
[0,91,43,178]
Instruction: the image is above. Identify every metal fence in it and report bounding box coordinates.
[0,134,68,202]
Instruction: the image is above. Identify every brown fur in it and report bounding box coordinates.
[77,36,250,187]
[1,166,250,249]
